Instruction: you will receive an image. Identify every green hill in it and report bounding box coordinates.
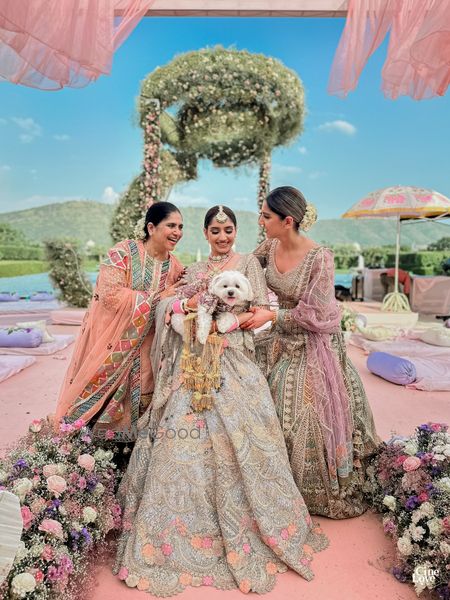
[0,200,448,254]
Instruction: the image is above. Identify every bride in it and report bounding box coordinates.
[114,205,328,595]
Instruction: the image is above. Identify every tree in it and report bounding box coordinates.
[0,222,28,245]
[427,236,450,251]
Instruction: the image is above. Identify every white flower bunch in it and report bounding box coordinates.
[299,202,318,232]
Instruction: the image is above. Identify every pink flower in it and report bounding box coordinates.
[47,475,67,497]
[77,477,87,490]
[202,537,213,549]
[72,418,85,430]
[442,517,450,530]
[81,434,92,444]
[69,472,79,484]
[59,422,74,433]
[29,419,43,433]
[111,504,122,517]
[30,497,46,515]
[39,519,64,540]
[59,443,72,456]
[161,543,173,556]
[403,456,421,472]
[77,454,95,472]
[395,455,408,467]
[242,543,251,554]
[43,464,59,477]
[418,492,428,503]
[21,506,35,530]
[430,423,443,432]
[34,570,44,583]
[118,567,129,580]
[41,545,55,561]
[280,528,289,540]
[202,576,214,586]
[105,430,115,440]
[267,537,277,547]
[196,419,206,429]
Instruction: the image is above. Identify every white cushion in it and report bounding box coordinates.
[0,491,23,585]
[418,328,450,347]
[16,319,54,343]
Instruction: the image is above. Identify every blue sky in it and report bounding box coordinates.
[0,17,449,218]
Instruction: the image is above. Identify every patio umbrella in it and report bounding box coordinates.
[342,186,450,312]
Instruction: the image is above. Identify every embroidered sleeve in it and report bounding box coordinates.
[277,248,341,333]
[252,238,273,268]
[244,254,270,308]
[96,264,129,312]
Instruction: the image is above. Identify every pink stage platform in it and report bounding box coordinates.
[0,323,448,600]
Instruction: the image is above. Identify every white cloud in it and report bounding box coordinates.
[273,164,303,174]
[308,170,327,180]
[53,134,71,141]
[101,186,120,204]
[318,119,357,136]
[298,146,307,155]
[0,164,11,172]
[23,194,82,207]
[12,117,42,143]
[167,190,211,208]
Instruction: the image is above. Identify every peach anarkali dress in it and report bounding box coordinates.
[55,239,183,441]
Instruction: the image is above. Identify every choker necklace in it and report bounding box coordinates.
[208,253,230,263]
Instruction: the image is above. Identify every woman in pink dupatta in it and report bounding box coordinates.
[55,202,184,442]
[245,187,380,519]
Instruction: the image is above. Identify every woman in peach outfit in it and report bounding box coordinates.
[54,202,184,441]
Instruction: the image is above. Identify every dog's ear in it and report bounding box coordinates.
[242,276,254,301]
[208,273,223,293]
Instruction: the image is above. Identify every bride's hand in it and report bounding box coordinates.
[160,280,183,300]
[186,292,201,310]
[241,308,274,330]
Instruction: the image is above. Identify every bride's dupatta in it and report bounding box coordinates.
[55,239,183,441]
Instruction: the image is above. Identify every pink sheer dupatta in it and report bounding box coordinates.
[0,0,154,89]
[329,0,450,100]
[288,248,353,491]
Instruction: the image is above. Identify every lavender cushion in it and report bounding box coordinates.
[0,328,43,348]
[30,292,55,302]
[0,292,20,302]
[367,351,417,386]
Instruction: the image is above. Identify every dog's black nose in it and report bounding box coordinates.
[227,290,234,296]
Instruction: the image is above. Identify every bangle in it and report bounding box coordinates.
[270,309,278,325]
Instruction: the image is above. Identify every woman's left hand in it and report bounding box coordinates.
[240,308,274,330]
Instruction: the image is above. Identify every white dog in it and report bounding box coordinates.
[171,271,253,344]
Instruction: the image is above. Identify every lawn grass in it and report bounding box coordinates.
[0,260,48,278]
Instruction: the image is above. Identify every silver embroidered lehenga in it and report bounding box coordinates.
[254,240,380,519]
[114,254,328,595]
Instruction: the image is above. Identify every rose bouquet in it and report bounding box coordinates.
[365,423,450,598]
[0,419,124,599]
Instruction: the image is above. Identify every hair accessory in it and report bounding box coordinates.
[215,205,228,223]
[299,202,318,232]
[133,216,147,240]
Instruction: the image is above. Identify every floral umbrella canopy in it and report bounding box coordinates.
[342,186,450,312]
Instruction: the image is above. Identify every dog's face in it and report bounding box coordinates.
[209,271,254,306]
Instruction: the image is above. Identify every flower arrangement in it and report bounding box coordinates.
[0,419,123,599]
[340,306,357,333]
[44,240,92,308]
[365,423,450,598]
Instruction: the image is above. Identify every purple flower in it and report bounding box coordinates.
[81,527,92,545]
[70,530,80,540]
[86,476,98,492]
[58,555,74,574]
[52,499,61,508]
[418,424,432,433]
[392,567,409,583]
[405,495,419,510]
[14,459,28,470]
[46,566,59,582]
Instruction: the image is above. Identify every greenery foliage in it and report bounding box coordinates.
[44,240,93,308]
[0,245,45,260]
[427,236,450,251]
[0,222,29,245]
[0,261,48,278]
[387,251,449,275]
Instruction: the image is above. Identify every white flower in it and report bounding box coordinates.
[82,506,97,523]
[94,448,113,463]
[419,502,434,517]
[404,441,418,456]
[126,574,140,588]
[11,573,36,598]
[409,524,426,541]
[437,477,450,492]
[93,482,105,498]
[440,541,450,556]
[13,477,33,501]
[14,541,28,563]
[71,521,83,532]
[397,535,413,555]
[427,518,443,536]
[382,495,397,511]
[30,543,44,558]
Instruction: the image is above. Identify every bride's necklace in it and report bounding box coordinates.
[207,252,233,275]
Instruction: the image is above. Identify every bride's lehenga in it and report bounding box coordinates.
[254,240,380,519]
[114,254,328,596]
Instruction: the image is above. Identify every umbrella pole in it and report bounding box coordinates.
[382,214,411,313]
[394,215,400,294]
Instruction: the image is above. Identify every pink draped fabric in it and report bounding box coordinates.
[329,0,450,100]
[288,249,354,490]
[0,0,154,89]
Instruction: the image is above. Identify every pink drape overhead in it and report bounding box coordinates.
[0,0,154,90]
[329,0,450,100]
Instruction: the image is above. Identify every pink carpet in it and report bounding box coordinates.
[1,323,448,600]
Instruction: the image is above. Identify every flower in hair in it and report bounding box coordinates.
[133,216,147,240]
[299,202,317,231]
